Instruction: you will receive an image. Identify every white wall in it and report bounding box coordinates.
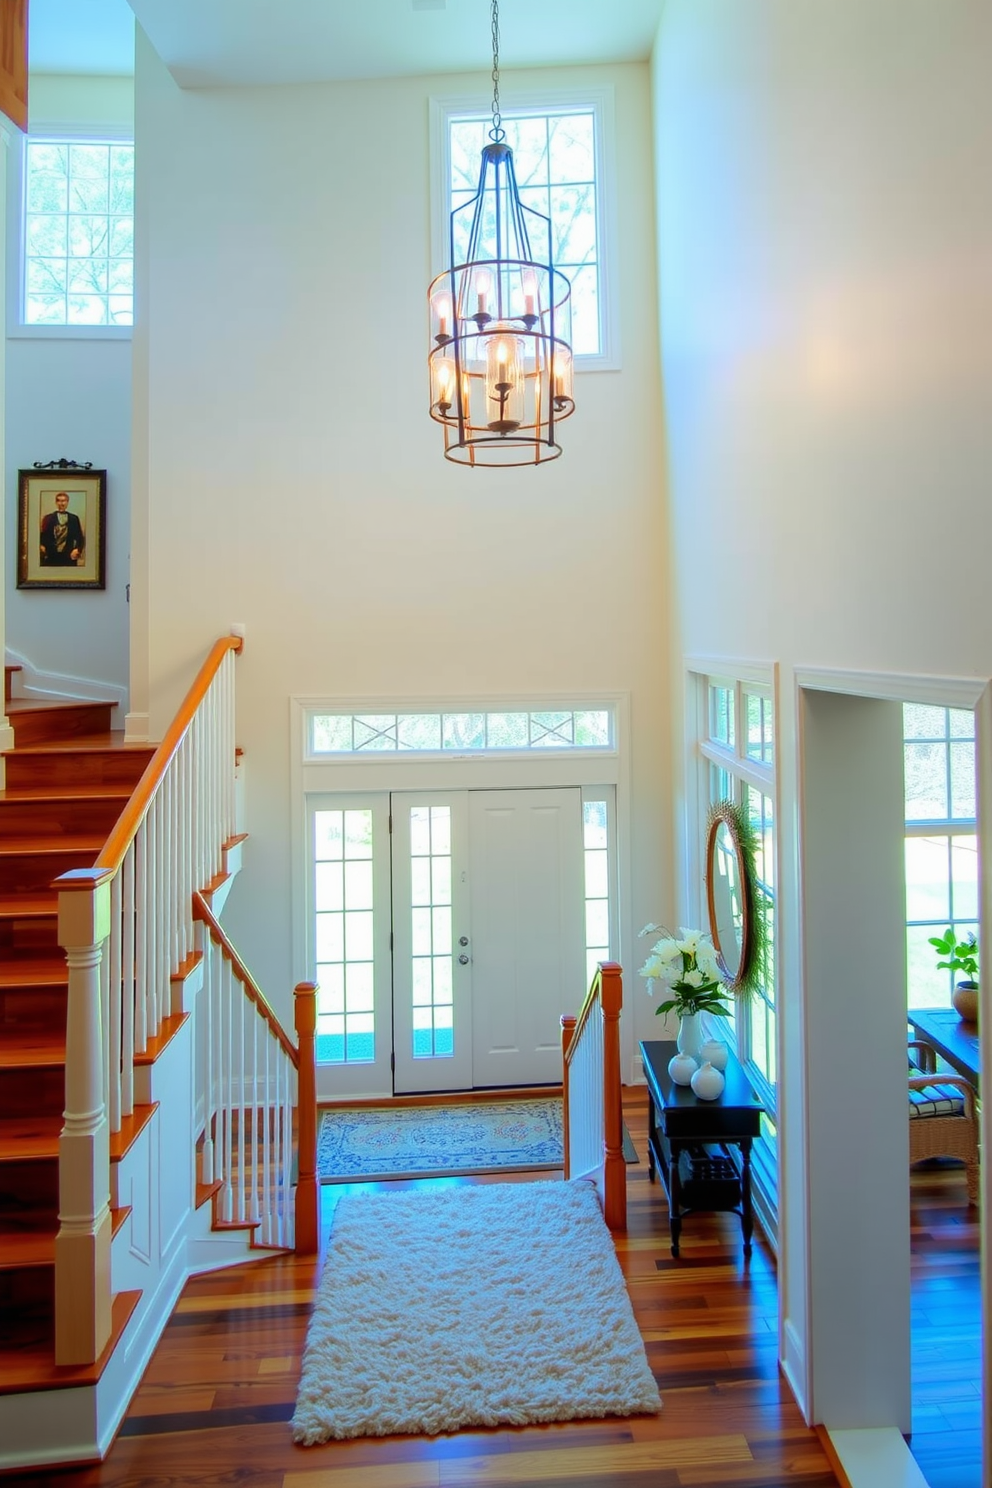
[652,0,992,1428]
[133,35,672,1041]
[4,76,132,701]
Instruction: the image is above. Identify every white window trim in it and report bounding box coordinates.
[302,696,620,766]
[429,86,620,371]
[7,119,134,341]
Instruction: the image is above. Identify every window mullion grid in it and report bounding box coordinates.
[698,739,773,797]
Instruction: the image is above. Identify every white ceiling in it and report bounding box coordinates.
[28,0,664,85]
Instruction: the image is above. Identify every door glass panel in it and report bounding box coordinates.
[410,805,454,1059]
[582,798,610,986]
[314,807,376,1064]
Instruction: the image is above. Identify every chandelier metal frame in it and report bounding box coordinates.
[427,0,575,467]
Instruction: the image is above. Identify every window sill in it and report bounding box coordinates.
[7,324,132,342]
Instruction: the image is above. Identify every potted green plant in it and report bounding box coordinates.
[928,926,979,1023]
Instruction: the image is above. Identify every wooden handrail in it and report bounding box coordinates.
[560,1014,576,1179]
[192,892,298,1065]
[565,964,604,1064]
[93,635,243,876]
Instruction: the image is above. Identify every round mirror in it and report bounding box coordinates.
[705,802,755,993]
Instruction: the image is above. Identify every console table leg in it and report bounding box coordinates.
[670,1142,682,1257]
[646,1093,656,1182]
[741,1139,754,1256]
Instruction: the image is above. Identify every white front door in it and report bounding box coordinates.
[391,787,585,1093]
[468,788,585,1087]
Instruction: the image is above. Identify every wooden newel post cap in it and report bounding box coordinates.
[294,981,318,1036]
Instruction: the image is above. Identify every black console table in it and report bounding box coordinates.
[640,1039,764,1257]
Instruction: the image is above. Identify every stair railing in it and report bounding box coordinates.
[193,893,317,1253]
[52,635,314,1368]
[561,961,626,1231]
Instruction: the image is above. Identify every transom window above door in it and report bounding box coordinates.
[307,707,614,758]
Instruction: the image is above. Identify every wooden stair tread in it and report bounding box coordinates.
[110,1103,158,1162]
[134,1013,189,1066]
[0,785,131,804]
[0,1114,62,1160]
[0,1031,64,1068]
[0,950,68,987]
[0,833,103,856]
[5,699,109,715]
[0,1288,141,1395]
[0,1231,55,1270]
[0,893,58,918]
[0,1107,157,1164]
[4,733,151,757]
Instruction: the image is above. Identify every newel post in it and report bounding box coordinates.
[560,1014,576,1180]
[55,868,114,1365]
[599,961,626,1233]
[294,981,318,1255]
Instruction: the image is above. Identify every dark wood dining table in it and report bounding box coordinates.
[907,1006,980,1091]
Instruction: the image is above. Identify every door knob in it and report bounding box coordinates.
[458,953,470,965]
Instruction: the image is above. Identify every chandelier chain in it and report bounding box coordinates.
[489,0,504,142]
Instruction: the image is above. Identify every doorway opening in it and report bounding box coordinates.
[307,784,618,1101]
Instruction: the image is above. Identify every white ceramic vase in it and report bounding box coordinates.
[668,1051,698,1086]
[677,1012,703,1060]
[699,1037,729,1072]
[690,1060,726,1101]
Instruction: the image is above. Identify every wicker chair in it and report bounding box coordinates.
[908,1040,979,1204]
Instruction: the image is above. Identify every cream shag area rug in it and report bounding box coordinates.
[292,1180,660,1443]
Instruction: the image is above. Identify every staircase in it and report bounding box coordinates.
[0,644,315,1470]
[0,671,153,1391]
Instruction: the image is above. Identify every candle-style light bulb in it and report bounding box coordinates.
[433,291,451,340]
[433,356,455,415]
[522,272,537,318]
[475,269,492,317]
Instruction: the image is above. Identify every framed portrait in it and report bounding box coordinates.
[17,467,107,590]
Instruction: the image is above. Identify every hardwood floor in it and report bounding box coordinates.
[908,1162,982,1488]
[2,1089,839,1488]
[3,1092,979,1488]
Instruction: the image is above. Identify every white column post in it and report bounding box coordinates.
[55,867,114,1366]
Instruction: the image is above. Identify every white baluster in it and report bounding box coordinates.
[135,821,148,1053]
[261,1027,272,1246]
[107,870,122,1133]
[249,1005,260,1224]
[146,800,159,1034]
[221,956,234,1222]
[121,845,135,1118]
[236,975,246,1223]
[284,1064,296,1248]
[201,927,215,1185]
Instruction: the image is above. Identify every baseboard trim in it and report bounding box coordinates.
[124,711,150,743]
[5,647,127,717]
[819,1426,931,1488]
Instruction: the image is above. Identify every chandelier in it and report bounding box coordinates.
[427,0,575,467]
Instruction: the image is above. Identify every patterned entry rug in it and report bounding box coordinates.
[316,1097,564,1183]
[292,1180,661,1442]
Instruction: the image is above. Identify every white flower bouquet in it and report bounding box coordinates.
[638,924,731,1019]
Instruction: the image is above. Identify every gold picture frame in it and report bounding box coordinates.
[17,466,107,590]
